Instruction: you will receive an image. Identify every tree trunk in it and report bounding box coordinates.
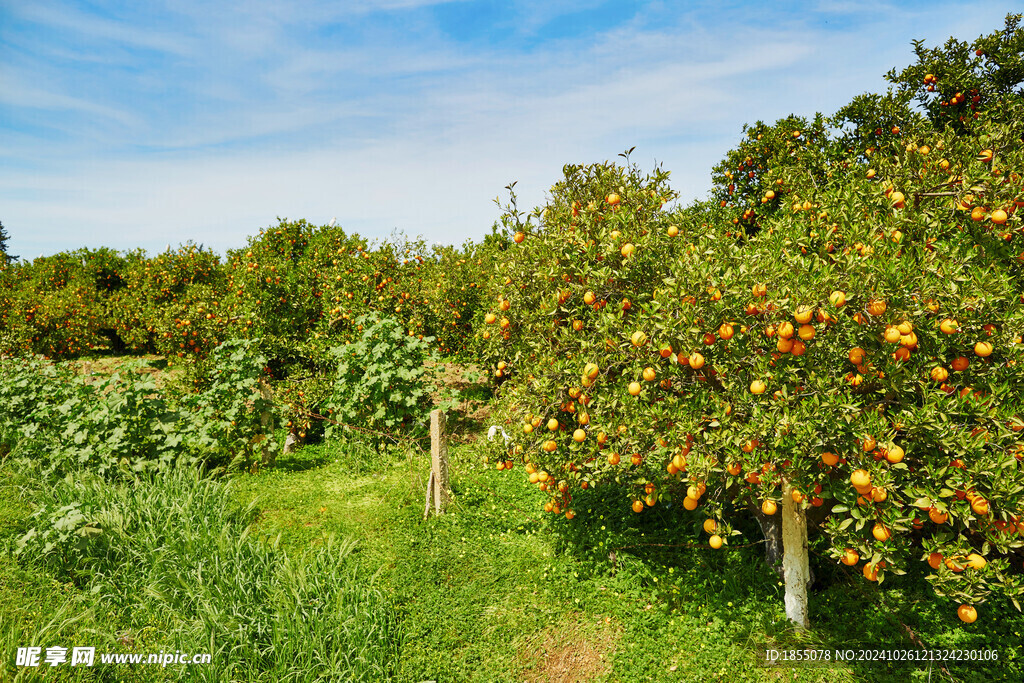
[750,487,814,629]
[749,502,784,580]
[781,481,810,629]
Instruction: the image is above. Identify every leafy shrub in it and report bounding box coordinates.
[322,313,440,445]
[179,338,280,471]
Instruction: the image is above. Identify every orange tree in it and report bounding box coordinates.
[481,49,1024,626]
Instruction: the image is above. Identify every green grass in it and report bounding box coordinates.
[4,434,1023,682]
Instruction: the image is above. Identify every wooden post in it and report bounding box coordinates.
[424,409,449,518]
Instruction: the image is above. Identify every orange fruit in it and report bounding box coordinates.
[543,440,557,453]
[688,352,705,369]
[682,496,699,510]
[927,552,943,569]
[939,318,959,334]
[750,380,767,395]
[872,523,891,542]
[991,209,1008,224]
[798,324,815,341]
[794,306,814,324]
[886,445,905,463]
[974,341,993,357]
[863,562,880,581]
[971,497,989,515]
[514,231,525,243]
[822,451,839,466]
[777,321,795,339]
[829,290,847,307]
[607,452,621,466]
[930,366,949,382]
[630,331,648,347]
[573,429,586,443]
[726,462,741,476]
[841,548,859,566]
[862,435,876,452]
[957,604,978,623]
[631,499,644,513]
[883,326,902,343]
[719,322,735,340]
[966,553,987,570]
[628,381,642,396]
[642,367,656,382]
[929,508,948,524]
[709,534,723,549]
[703,519,718,534]
[761,500,778,516]
[867,299,887,316]
[850,469,871,488]
[848,347,866,364]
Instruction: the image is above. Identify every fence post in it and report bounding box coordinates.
[424,409,449,518]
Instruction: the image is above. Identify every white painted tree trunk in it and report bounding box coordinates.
[781,480,810,629]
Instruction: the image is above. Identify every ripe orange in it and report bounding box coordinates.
[930,366,949,383]
[951,356,970,371]
[703,519,717,534]
[940,318,959,334]
[620,243,636,258]
[573,429,586,443]
[689,352,705,369]
[628,381,642,396]
[867,299,887,316]
[890,191,906,208]
[607,452,621,466]
[841,548,859,566]
[872,523,891,542]
[719,322,735,340]
[848,347,866,364]
[761,500,777,516]
[822,451,839,466]
[630,331,647,347]
[958,604,978,623]
[863,562,880,581]
[726,462,742,476]
[607,193,621,206]
[631,499,644,513]
[543,440,557,453]
[928,552,944,569]
[794,305,814,324]
[829,290,847,307]
[971,497,990,515]
[862,435,876,452]
[514,231,525,243]
[991,209,1008,224]
[642,367,656,382]
[750,380,767,395]
[883,326,902,343]
[974,341,993,357]
[667,225,679,237]
[886,445,905,463]
[709,534,723,549]
[966,553,987,570]
[547,418,559,431]
[682,496,699,510]
[798,324,815,341]
[850,469,871,488]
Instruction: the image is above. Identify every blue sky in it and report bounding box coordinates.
[1,1,1019,259]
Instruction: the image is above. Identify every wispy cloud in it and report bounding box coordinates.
[1,0,1020,259]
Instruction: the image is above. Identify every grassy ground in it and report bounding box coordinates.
[2,353,1021,681]
[222,436,1022,682]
